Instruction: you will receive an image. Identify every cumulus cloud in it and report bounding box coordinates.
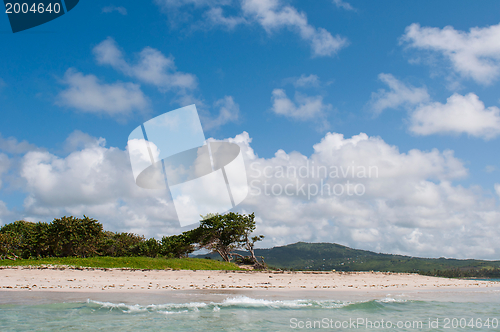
[410,93,500,139]
[3,130,500,258]
[102,5,127,15]
[370,73,430,114]
[155,0,348,57]
[18,132,180,236]
[93,37,197,92]
[0,134,39,194]
[91,38,237,129]
[63,130,107,153]
[0,133,38,154]
[21,138,130,208]
[56,69,149,117]
[271,88,332,128]
[218,131,500,259]
[370,74,500,139]
[402,22,500,85]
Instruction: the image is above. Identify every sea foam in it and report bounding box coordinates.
[85,296,401,314]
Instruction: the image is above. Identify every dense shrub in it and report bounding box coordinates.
[420,268,500,278]
[0,220,50,258]
[0,216,135,259]
[100,232,145,257]
[48,216,103,257]
[0,213,264,265]
[160,234,195,258]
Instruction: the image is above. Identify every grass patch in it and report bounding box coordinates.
[0,257,242,270]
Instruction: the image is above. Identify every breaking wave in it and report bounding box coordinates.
[86,296,413,315]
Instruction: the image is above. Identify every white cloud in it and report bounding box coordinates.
[203,7,247,29]
[102,5,127,15]
[271,88,331,128]
[223,131,500,259]
[93,37,197,92]
[201,96,240,130]
[0,200,12,226]
[495,184,500,198]
[56,69,148,117]
[21,137,129,208]
[485,165,496,173]
[293,74,320,88]
[155,0,231,8]
[0,134,39,193]
[402,22,500,85]
[0,153,10,189]
[19,133,180,236]
[63,130,107,153]
[370,73,430,114]
[332,0,355,11]
[410,93,500,139]
[155,0,348,57]
[370,74,500,139]
[241,0,348,57]
[3,130,500,258]
[92,38,239,129]
[0,133,38,154]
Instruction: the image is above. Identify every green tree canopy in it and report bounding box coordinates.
[197,212,264,265]
[48,215,103,257]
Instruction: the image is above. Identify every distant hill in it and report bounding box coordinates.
[196,242,500,273]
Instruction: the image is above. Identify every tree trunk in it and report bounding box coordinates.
[216,248,231,262]
[244,239,265,269]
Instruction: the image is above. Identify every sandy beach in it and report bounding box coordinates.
[1,266,498,293]
[2,267,500,330]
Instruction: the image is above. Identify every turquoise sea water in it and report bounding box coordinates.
[1,290,499,331]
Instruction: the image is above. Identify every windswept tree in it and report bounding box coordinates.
[197,212,264,266]
[240,234,265,269]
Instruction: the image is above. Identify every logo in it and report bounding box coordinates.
[127,105,249,227]
[3,0,79,33]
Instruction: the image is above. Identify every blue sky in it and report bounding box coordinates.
[2,0,500,258]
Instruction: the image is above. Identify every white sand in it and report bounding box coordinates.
[1,267,498,292]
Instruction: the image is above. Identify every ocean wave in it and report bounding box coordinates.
[88,299,209,313]
[376,297,408,303]
[86,296,414,315]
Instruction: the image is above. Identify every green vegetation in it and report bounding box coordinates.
[197,212,265,268]
[4,215,498,276]
[198,242,500,277]
[0,212,265,269]
[0,256,241,270]
[420,268,500,279]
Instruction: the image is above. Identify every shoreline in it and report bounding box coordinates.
[1,266,499,292]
